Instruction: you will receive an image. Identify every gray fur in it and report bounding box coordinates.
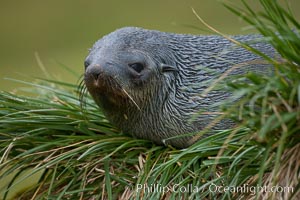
[84,27,276,148]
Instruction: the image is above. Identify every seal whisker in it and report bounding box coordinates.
[121,88,141,111]
[78,77,88,111]
[100,75,140,110]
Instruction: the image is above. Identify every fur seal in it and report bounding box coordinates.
[84,27,276,148]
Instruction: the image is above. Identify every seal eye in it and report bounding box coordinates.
[129,63,144,73]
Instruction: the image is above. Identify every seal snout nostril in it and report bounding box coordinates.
[86,64,102,80]
[84,60,90,70]
[92,72,101,80]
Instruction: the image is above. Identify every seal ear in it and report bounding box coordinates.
[160,64,178,74]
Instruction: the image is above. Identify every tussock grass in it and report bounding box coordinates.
[1,0,299,199]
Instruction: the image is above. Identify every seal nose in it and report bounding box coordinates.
[85,64,102,80]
